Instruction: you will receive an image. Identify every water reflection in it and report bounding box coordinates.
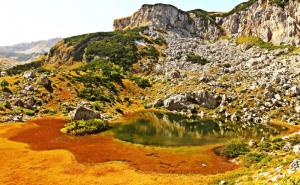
[113,112,285,146]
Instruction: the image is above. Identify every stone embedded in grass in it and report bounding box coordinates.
[283,142,292,152]
[23,70,36,79]
[295,105,300,113]
[38,75,50,86]
[248,140,258,148]
[289,86,300,97]
[293,145,300,154]
[290,158,300,171]
[70,102,103,121]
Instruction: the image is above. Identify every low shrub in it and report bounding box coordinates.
[244,152,266,164]
[23,109,36,116]
[139,46,159,61]
[0,80,9,90]
[93,101,103,111]
[153,37,166,45]
[61,119,109,136]
[77,88,113,102]
[222,142,250,158]
[130,76,151,88]
[258,141,272,152]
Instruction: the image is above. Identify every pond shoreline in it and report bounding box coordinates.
[6,117,239,175]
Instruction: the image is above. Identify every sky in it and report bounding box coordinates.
[0,0,246,46]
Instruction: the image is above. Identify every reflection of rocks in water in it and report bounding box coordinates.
[114,112,285,146]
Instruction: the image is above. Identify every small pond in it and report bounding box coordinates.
[113,112,286,146]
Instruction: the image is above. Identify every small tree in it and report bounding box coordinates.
[0,80,9,90]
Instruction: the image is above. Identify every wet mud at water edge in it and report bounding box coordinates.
[8,118,238,174]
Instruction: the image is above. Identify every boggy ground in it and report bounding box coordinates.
[0,117,241,185]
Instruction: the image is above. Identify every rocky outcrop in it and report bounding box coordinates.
[23,70,36,79]
[70,103,103,121]
[114,4,222,39]
[114,4,197,37]
[38,75,50,86]
[114,0,300,46]
[220,0,300,46]
[163,91,218,111]
[290,158,300,171]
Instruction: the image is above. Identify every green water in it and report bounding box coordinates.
[113,112,286,146]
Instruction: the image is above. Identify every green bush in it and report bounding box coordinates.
[23,109,36,116]
[77,60,124,94]
[77,88,113,102]
[0,102,6,111]
[93,101,103,111]
[130,76,151,88]
[258,141,272,152]
[222,142,250,158]
[40,109,57,115]
[139,46,159,61]
[0,80,9,90]
[61,119,109,136]
[83,28,146,69]
[186,53,210,65]
[153,37,166,45]
[244,152,266,164]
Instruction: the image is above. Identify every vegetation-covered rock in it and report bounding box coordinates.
[61,119,108,136]
[222,142,250,158]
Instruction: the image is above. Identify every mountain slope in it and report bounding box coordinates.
[0,38,61,62]
[1,1,300,183]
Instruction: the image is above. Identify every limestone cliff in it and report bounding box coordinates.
[113,4,223,40]
[220,0,300,46]
[114,0,300,46]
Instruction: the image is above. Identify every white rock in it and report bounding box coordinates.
[293,145,300,154]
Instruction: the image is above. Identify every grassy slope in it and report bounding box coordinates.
[0,28,166,119]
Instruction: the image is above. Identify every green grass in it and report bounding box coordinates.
[61,119,109,136]
[236,36,295,50]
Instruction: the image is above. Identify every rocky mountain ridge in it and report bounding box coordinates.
[0,38,61,62]
[114,0,300,46]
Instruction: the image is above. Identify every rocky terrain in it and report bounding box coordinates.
[150,34,300,125]
[1,0,300,184]
[115,0,300,46]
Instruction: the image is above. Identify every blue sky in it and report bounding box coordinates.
[0,0,246,46]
